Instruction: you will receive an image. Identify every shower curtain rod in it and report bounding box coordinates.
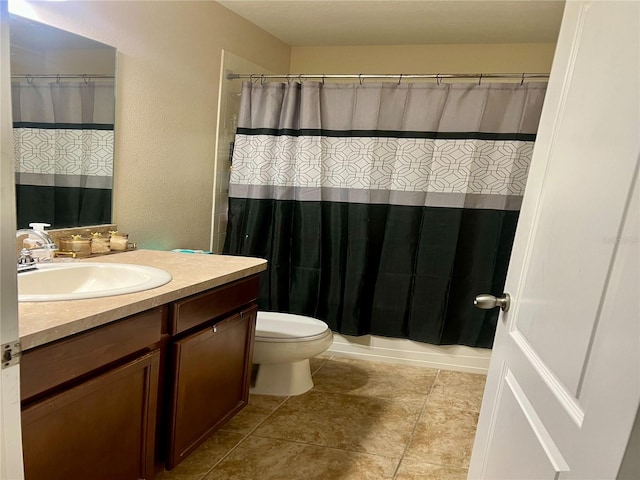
[227,72,549,82]
[11,74,115,79]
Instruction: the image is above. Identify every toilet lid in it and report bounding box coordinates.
[256,311,330,342]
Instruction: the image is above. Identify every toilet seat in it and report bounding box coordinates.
[255,311,330,343]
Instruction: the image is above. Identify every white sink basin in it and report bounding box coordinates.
[18,262,172,302]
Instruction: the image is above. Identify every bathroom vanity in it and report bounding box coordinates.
[17,250,267,480]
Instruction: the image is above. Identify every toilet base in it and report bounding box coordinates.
[250,359,313,396]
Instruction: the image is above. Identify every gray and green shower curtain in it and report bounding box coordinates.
[12,79,115,228]
[224,81,546,348]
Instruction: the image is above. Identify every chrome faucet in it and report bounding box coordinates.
[17,248,37,272]
[16,228,58,272]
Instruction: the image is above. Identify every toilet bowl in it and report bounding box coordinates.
[251,311,333,396]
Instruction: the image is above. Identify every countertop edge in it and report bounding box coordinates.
[19,251,267,351]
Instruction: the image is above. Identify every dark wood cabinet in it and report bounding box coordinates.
[20,308,165,480]
[167,305,257,468]
[165,276,258,469]
[22,350,160,480]
[20,274,260,479]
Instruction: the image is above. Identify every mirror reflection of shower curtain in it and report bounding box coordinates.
[11,79,114,228]
[224,81,547,348]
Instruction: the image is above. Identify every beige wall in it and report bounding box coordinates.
[11,47,115,75]
[11,0,291,250]
[290,44,556,75]
[9,0,555,251]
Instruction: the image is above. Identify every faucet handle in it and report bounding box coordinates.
[17,248,37,272]
[29,222,51,231]
[18,248,35,264]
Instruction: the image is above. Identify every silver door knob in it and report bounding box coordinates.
[474,293,511,312]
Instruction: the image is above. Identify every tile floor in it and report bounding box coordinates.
[156,356,487,480]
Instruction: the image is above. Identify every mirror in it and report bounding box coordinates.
[9,14,116,229]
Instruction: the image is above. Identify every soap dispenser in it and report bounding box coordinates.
[24,222,56,262]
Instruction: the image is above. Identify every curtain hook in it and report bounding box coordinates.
[436,74,441,86]
[478,73,483,86]
[56,74,61,84]
[26,74,33,85]
[397,73,403,85]
[83,74,90,84]
[260,74,266,85]
[249,74,255,83]
[359,74,363,85]
[286,74,292,85]
[520,73,526,86]
[322,74,325,85]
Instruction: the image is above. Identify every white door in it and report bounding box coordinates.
[469,1,640,479]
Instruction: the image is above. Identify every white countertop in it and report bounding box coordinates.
[19,250,267,350]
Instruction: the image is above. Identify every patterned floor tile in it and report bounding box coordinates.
[221,394,287,434]
[405,404,479,469]
[312,357,437,408]
[253,390,419,459]
[204,435,398,480]
[155,430,244,479]
[154,474,201,480]
[310,355,331,374]
[426,370,486,412]
[394,457,468,480]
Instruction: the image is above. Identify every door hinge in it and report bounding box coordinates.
[1,341,21,369]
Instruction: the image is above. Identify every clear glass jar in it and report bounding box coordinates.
[91,233,111,254]
[59,235,92,257]
[109,232,129,251]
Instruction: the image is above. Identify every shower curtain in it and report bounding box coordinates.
[12,79,115,228]
[224,81,546,348]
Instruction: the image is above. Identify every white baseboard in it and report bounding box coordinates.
[327,333,491,375]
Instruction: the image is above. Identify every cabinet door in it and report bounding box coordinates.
[22,350,160,480]
[167,305,257,469]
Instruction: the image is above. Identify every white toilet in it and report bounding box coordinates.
[251,311,333,396]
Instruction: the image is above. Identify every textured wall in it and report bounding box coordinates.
[290,43,556,75]
[11,0,291,250]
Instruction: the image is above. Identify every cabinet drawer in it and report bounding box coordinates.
[21,307,165,402]
[170,275,259,335]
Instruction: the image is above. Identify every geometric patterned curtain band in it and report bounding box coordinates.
[12,79,116,190]
[230,134,534,210]
[14,128,114,189]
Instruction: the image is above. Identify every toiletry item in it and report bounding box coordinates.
[24,222,55,262]
[58,237,73,253]
[109,232,129,251]
[90,233,111,254]
[22,223,50,249]
[59,235,92,257]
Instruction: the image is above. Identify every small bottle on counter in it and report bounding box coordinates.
[109,231,129,251]
[91,232,111,254]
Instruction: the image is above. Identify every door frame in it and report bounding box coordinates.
[0,3,25,479]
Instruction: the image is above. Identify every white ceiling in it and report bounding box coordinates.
[218,0,565,47]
